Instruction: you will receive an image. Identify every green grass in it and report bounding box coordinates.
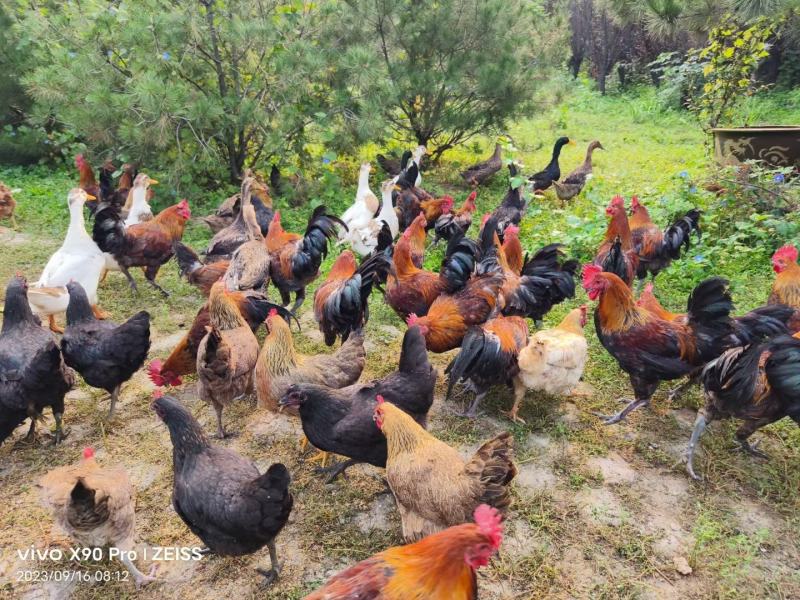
[1,82,799,598]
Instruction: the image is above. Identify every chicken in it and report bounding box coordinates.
[61,281,150,418]
[111,163,139,210]
[92,198,191,296]
[478,218,578,327]
[433,190,477,246]
[686,334,800,480]
[461,143,502,187]
[512,306,589,423]
[0,181,17,228]
[404,212,428,268]
[385,230,480,321]
[75,154,101,203]
[29,188,107,333]
[340,162,380,239]
[313,250,392,346]
[394,160,434,230]
[500,223,524,275]
[148,291,289,386]
[201,192,239,234]
[305,504,503,600]
[152,393,292,585]
[593,195,638,287]
[266,206,345,312]
[196,281,260,438]
[527,136,574,191]
[0,275,74,444]
[203,177,258,262]
[445,315,528,418]
[408,272,504,353]
[769,244,800,308]
[376,398,516,541]
[173,242,229,296]
[419,195,454,230]
[122,173,158,227]
[279,325,436,481]
[487,162,527,239]
[255,309,364,412]
[628,196,701,285]
[553,140,603,202]
[222,204,271,292]
[38,448,156,588]
[582,264,749,425]
[200,175,273,236]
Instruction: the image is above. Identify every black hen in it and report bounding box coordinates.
[528,136,573,191]
[61,281,151,418]
[279,326,436,481]
[377,150,412,177]
[0,276,74,443]
[686,335,800,479]
[153,393,293,584]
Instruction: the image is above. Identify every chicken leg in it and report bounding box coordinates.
[48,315,64,334]
[119,551,157,589]
[316,458,356,483]
[92,304,111,320]
[685,410,708,480]
[52,412,67,444]
[291,288,306,314]
[108,385,121,419]
[458,391,486,419]
[596,397,650,425]
[255,539,282,586]
[504,378,527,424]
[120,266,139,294]
[214,404,227,439]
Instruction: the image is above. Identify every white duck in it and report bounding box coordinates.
[29,188,109,332]
[339,162,379,240]
[348,180,400,256]
[123,173,157,227]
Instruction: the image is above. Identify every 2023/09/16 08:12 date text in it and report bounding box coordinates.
[16,570,130,583]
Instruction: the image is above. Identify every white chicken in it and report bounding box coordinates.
[510,305,589,423]
[347,180,400,256]
[123,173,157,227]
[339,162,379,241]
[29,188,108,333]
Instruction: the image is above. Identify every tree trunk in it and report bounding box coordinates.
[568,53,584,78]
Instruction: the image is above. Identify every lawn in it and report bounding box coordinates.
[1,83,799,599]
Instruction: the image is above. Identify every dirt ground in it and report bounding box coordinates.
[0,225,799,600]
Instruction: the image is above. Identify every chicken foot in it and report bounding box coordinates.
[290,288,306,314]
[457,391,486,419]
[316,458,357,483]
[48,315,64,334]
[214,405,227,439]
[91,304,111,320]
[255,540,282,586]
[595,397,650,425]
[48,412,68,444]
[119,551,158,589]
[120,266,140,295]
[504,379,527,424]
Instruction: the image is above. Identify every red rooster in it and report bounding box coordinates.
[434,190,477,245]
[770,244,800,308]
[593,195,638,287]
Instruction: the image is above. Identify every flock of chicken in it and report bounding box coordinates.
[1,139,799,598]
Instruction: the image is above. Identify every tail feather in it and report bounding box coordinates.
[734,304,792,344]
[440,234,479,293]
[173,242,204,279]
[467,432,517,512]
[686,277,735,356]
[293,206,347,278]
[766,336,800,400]
[92,202,127,256]
[599,237,630,284]
[445,326,493,400]
[662,209,701,259]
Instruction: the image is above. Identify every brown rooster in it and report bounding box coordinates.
[196,282,260,438]
[770,244,800,308]
[313,250,391,346]
[266,207,345,312]
[0,181,17,228]
[407,272,504,353]
[375,399,516,542]
[433,190,477,246]
[404,213,428,268]
[593,195,638,287]
[148,291,289,387]
[445,315,529,418]
[92,199,191,296]
[255,308,365,413]
[420,195,454,230]
[39,448,156,588]
[305,504,503,600]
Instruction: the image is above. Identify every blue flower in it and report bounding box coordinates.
[689,185,697,193]
[774,173,785,183]
[322,157,331,165]
[43,139,50,145]
[693,255,704,263]
[106,50,113,58]
[68,51,76,59]
[679,170,689,179]
[161,51,171,61]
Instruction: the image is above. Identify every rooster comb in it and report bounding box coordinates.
[178,199,189,207]
[152,389,164,399]
[610,195,625,207]
[82,447,95,459]
[504,224,519,237]
[474,504,503,549]
[272,210,281,222]
[74,154,85,168]
[631,196,641,209]
[643,282,654,294]
[773,244,798,263]
[406,313,419,327]
[268,308,278,318]
[466,190,477,202]
[376,395,385,404]
[581,264,603,289]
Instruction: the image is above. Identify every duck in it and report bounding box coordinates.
[347,180,399,257]
[123,173,158,227]
[553,140,604,202]
[376,149,413,177]
[339,163,380,240]
[393,145,426,187]
[29,189,109,332]
[528,136,575,191]
[461,142,503,187]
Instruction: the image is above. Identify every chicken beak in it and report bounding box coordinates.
[393,185,401,191]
